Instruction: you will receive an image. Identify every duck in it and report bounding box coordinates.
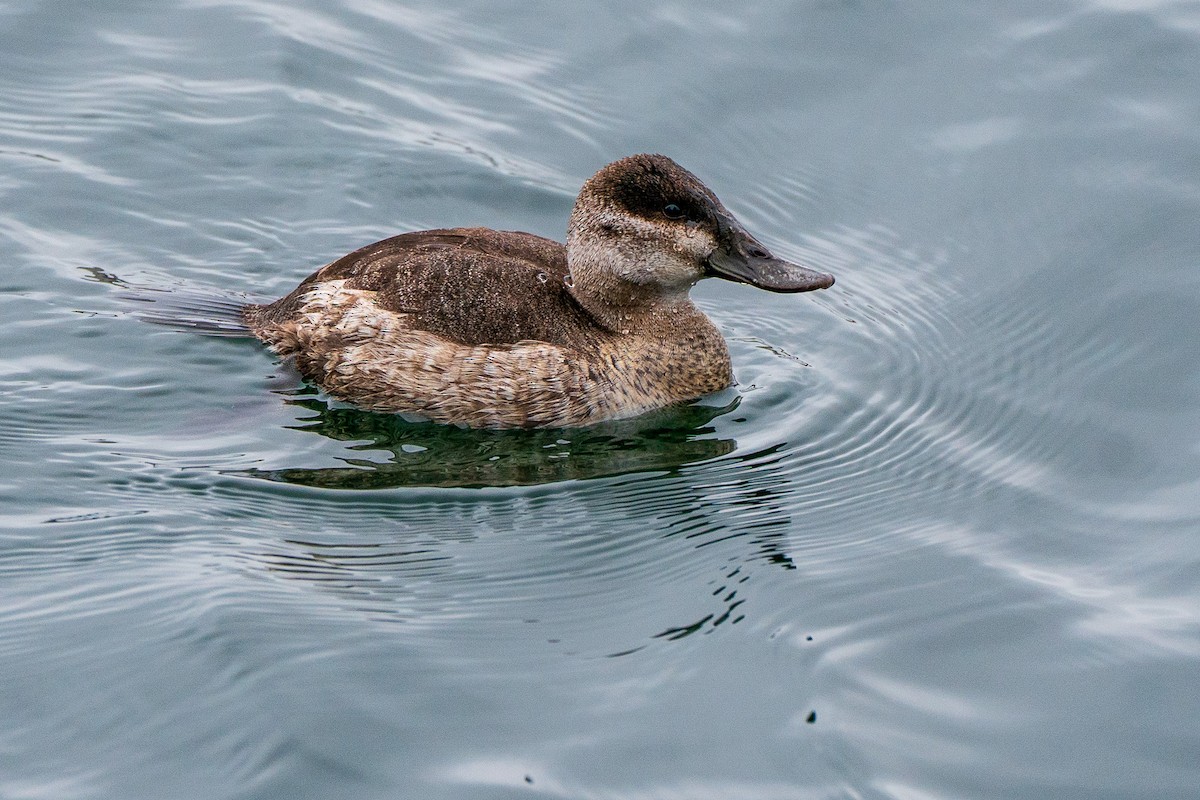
[242,154,834,429]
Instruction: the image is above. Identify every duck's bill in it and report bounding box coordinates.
[706,217,834,293]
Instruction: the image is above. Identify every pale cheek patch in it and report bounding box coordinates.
[580,215,711,289]
[680,227,717,262]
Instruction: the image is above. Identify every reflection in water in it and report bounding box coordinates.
[236,392,801,654]
[641,444,798,645]
[240,392,741,488]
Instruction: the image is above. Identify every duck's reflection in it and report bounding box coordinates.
[241,393,741,489]
[240,389,814,654]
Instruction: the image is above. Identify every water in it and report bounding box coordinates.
[2,1,1199,797]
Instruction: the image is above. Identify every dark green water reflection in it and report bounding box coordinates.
[244,394,740,489]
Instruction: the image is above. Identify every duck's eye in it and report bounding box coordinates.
[662,203,685,220]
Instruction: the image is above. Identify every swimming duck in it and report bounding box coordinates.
[243,154,834,429]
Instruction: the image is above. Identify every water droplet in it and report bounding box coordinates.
[536,272,548,284]
[563,274,574,288]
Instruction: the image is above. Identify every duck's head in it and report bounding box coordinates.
[566,154,834,314]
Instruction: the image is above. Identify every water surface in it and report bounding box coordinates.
[2,1,1199,798]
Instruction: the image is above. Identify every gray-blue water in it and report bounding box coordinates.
[3,2,1199,798]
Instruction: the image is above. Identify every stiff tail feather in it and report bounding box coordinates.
[120,285,261,337]
[79,265,267,337]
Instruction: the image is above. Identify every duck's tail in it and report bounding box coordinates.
[122,285,257,337]
[82,266,263,337]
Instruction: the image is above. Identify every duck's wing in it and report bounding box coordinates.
[246,227,602,349]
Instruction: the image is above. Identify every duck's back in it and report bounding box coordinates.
[245,227,604,351]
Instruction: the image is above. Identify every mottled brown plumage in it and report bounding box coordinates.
[244,154,834,429]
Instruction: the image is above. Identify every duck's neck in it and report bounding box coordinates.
[565,239,697,333]
[570,279,697,334]
[580,286,734,404]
